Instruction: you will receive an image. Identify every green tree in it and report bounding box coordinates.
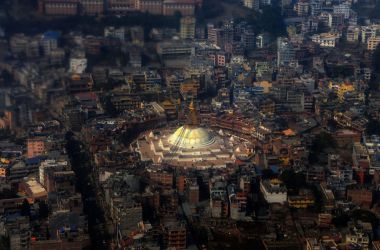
[367,118,380,135]
[309,131,337,163]
[20,199,31,218]
[38,200,49,219]
[372,44,380,74]
[0,236,10,250]
[280,169,306,192]
[332,213,350,227]
[0,188,17,199]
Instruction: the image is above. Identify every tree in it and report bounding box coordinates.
[332,213,350,227]
[280,169,306,192]
[366,118,380,135]
[0,236,10,250]
[38,200,49,219]
[261,169,275,179]
[20,199,31,218]
[309,131,337,163]
[0,188,17,199]
[244,6,286,38]
[372,44,380,74]
[102,96,119,117]
[352,209,378,228]
[311,131,337,151]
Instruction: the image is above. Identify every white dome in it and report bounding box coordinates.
[168,125,215,149]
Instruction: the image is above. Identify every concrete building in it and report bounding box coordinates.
[242,30,255,50]
[346,26,360,43]
[244,0,259,10]
[107,0,135,14]
[40,0,80,15]
[162,221,186,249]
[187,183,199,204]
[312,33,339,48]
[277,37,295,66]
[39,159,69,188]
[81,0,104,15]
[333,1,350,19]
[347,188,372,208]
[41,31,59,56]
[162,0,195,16]
[260,179,287,204]
[69,50,87,74]
[180,16,196,40]
[104,26,125,41]
[136,0,163,14]
[367,36,380,51]
[295,0,309,16]
[345,226,370,249]
[27,137,46,158]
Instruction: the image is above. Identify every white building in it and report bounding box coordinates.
[260,0,271,6]
[361,25,379,44]
[260,179,287,204]
[244,0,259,10]
[70,58,88,74]
[312,33,339,47]
[104,26,125,41]
[136,102,252,169]
[333,1,350,19]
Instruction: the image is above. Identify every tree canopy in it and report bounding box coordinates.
[243,6,287,38]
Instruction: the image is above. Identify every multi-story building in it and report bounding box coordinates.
[157,41,194,67]
[305,238,323,250]
[347,188,372,208]
[361,25,379,44]
[244,0,259,10]
[312,33,339,47]
[333,1,350,19]
[288,189,315,208]
[352,142,370,170]
[107,0,135,14]
[41,31,59,56]
[27,137,46,158]
[104,26,125,41]
[162,0,195,16]
[242,30,255,50]
[346,26,360,43]
[295,0,310,16]
[256,33,269,48]
[162,221,187,249]
[187,183,199,204]
[180,16,196,40]
[137,0,163,14]
[210,177,228,218]
[277,37,295,66]
[367,36,380,51]
[40,0,80,15]
[228,185,247,220]
[260,179,287,204]
[39,159,69,187]
[66,73,93,93]
[148,169,173,188]
[81,0,104,15]
[345,226,370,249]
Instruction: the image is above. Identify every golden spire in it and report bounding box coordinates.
[187,100,199,126]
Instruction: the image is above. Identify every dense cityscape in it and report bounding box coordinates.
[2,0,380,249]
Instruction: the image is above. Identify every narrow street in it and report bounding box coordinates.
[65,132,111,249]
